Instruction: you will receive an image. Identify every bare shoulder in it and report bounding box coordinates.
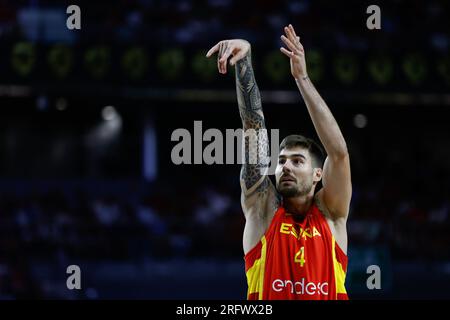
[241,177,280,223]
[315,189,348,254]
[315,189,348,222]
[241,177,280,254]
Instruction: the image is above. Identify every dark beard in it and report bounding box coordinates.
[277,180,313,198]
[278,185,300,198]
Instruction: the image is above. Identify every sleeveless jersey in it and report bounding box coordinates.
[244,200,348,300]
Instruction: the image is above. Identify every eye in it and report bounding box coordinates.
[278,158,286,164]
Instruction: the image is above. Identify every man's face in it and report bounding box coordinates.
[275,146,321,198]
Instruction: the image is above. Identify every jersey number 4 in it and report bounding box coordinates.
[294,246,306,267]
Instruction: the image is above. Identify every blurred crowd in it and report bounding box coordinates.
[1,104,450,297]
[0,170,449,273]
[0,181,243,262]
[0,0,448,51]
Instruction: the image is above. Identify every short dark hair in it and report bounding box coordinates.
[279,134,325,168]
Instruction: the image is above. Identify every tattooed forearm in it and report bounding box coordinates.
[232,47,270,194]
[235,52,262,126]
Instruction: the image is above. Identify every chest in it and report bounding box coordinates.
[271,213,332,259]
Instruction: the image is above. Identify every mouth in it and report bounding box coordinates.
[280,175,296,183]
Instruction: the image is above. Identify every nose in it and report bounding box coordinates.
[282,160,293,173]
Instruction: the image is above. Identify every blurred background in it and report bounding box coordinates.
[0,0,449,299]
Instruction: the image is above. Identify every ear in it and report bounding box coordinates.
[313,167,322,183]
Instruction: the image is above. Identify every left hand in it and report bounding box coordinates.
[280,24,308,80]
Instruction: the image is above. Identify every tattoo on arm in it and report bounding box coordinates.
[228,45,278,209]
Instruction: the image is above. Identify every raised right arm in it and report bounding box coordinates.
[207,40,279,253]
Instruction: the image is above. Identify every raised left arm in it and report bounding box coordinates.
[280,24,352,219]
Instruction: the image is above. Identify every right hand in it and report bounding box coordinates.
[206,39,250,74]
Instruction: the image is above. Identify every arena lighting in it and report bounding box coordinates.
[143,117,157,182]
[100,106,122,139]
[84,46,111,79]
[122,47,148,80]
[102,106,118,121]
[368,55,393,85]
[334,53,359,85]
[11,42,35,77]
[402,53,427,85]
[85,106,122,149]
[263,50,289,83]
[192,51,217,82]
[157,49,185,81]
[353,114,367,128]
[437,56,450,85]
[48,44,73,78]
[305,49,324,83]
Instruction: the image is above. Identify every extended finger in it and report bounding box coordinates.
[220,43,234,73]
[280,47,294,58]
[281,35,299,54]
[219,44,233,63]
[218,42,225,73]
[289,24,298,38]
[284,26,296,44]
[206,42,220,57]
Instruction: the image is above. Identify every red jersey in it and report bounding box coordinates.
[244,200,348,300]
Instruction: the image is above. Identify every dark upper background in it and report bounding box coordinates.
[0,0,449,299]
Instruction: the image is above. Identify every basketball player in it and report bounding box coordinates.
[206,24,351,300]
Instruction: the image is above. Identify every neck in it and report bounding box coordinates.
[283,190,315,215]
